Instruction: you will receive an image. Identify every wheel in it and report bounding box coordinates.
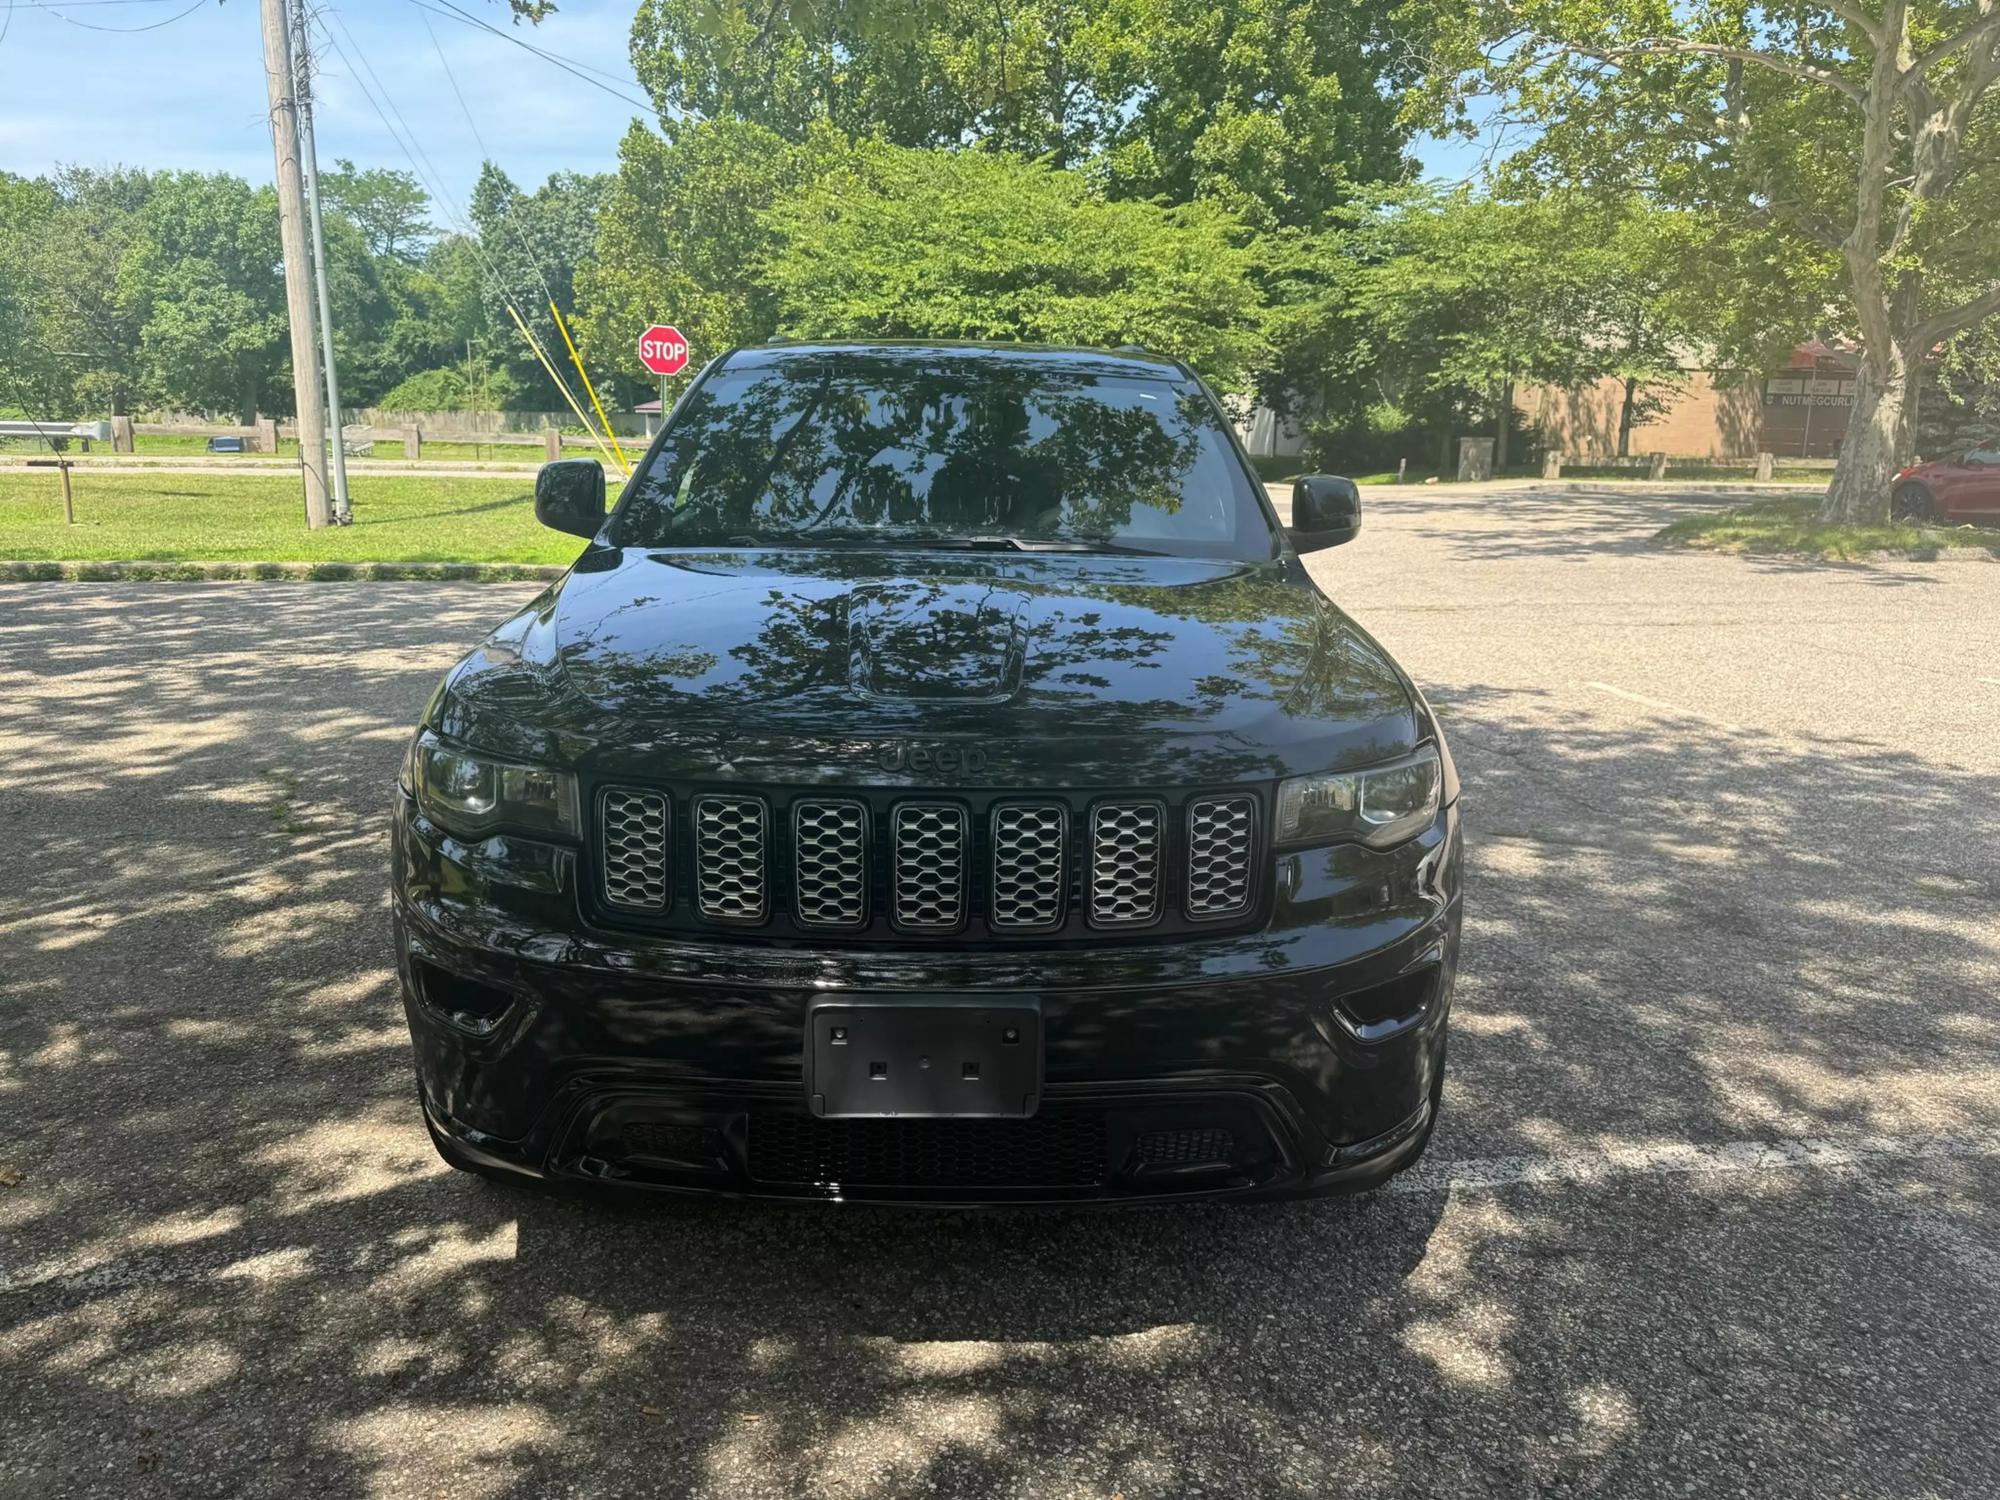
[1891,482,1936,521]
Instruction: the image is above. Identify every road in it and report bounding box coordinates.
[2,485,1996,1498]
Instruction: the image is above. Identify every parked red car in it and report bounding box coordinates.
[1891,443,2000,523]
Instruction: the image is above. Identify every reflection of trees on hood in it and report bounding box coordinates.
[617,363,1203,545]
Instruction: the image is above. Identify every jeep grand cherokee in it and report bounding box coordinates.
[392,341,1463,1203]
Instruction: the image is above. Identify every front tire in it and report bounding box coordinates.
[1891,482,1936,522]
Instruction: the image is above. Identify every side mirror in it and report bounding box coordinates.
[1288,474,1361,552]
[535,459,607,539]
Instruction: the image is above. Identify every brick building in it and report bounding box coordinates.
[1514,343,1861,460]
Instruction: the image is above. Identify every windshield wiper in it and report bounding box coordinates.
[727,528,1168,556]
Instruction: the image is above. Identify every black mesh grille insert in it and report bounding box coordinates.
[1132,1128,1235,1166]
[748,1114,1108,1188]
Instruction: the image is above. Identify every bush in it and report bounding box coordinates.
[377,366,525,412]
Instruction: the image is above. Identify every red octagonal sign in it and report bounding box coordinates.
[637,323,690,377]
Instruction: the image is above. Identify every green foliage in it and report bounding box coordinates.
[757,142,1269,389]
[574,119,843,397]
[631,0,1417,226]
[320,160,434,260]
[1655,496,2000,559]
[378,364,525,412]
[468,165,614,407]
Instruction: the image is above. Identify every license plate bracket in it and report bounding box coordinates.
[806,996,1043,1118]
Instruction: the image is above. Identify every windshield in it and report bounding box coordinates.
[612,358,1277,559]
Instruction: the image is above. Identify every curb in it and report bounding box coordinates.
[0,560,566,583]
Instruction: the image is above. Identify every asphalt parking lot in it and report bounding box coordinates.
[3,484,1997,1499]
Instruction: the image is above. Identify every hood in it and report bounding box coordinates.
[438,546,1420,788]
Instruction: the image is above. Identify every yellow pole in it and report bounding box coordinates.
[504,304,618,472]
[550,301,631,476]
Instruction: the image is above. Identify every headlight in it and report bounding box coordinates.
[403,729,578,838]
[1275,744,1442,849]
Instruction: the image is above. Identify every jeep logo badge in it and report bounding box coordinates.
[879,742,988,776]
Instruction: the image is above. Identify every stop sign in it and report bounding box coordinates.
[637,324,690,377]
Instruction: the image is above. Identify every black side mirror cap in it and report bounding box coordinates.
[1288,474,1361,552]
[535,459,607,539]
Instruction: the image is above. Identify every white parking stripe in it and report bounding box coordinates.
[1388,1129,2000,1196]
[1583,680,1745,732]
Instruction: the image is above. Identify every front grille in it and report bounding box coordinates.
[748,1113,1108,1188]
[591,785,1263,940]
[990,803,1067,930]
[892,804,966,930]
[1089,801,1163,926]
[794,799,868,928]
[1185,796,1255,918]
[693,794,768,922]
[600,788,669,911]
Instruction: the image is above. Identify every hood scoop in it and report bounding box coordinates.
[847,581,1030,704]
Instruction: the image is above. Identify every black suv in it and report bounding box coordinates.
[392,341,1462,1204]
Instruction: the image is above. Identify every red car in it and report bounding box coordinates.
[1892,443,2000,523]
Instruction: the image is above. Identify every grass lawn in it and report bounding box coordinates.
[0,469,582,564]
[1655,496,2000,560]
[121,434,543,464]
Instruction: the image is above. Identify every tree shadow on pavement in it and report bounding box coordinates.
[1,585,1997,1499]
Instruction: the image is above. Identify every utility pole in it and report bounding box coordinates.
[259,0,333,529]
[293,0,351,523]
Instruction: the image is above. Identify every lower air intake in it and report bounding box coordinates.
[748,1114,1108,1189]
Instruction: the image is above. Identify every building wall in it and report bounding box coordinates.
[1514,372,1767,459]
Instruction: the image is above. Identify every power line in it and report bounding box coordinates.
[37,0,208,31]
[404,0,654,112]
[421,0,649,96]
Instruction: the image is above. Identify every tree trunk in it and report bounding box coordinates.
[1821,345,1914,524]
[1617,377,1638,458]
[1494,379,1513,470]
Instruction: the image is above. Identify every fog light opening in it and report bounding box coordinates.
[414,960,515,1034]
[1337,963,1440,1035]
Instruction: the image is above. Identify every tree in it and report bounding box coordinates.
[1407,0,2000,520]
[320,160,434,261]
[629,0,1418,225]
[469,164,612,408]
[574,119,845,400]
[126,172,288,421]
[757,142,1268,389]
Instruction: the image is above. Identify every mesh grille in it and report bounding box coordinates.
[1186,795,1255,918]
[1132,1128,1235,1166]
[892,804,966,930]
[600,788,669,911]
[1089,802,1162,926]
[749,1113,1108,1188]
[693,795,768,922]
[794,800,868,928]
[990,804,1067,930]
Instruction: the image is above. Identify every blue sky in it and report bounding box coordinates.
[0,0,1485,207]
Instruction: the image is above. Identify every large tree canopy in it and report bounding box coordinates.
[758,142,1269,389]
[629,0,1418,226]
[1406,0,2000,518]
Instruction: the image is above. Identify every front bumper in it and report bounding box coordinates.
[392,795,1462,1204]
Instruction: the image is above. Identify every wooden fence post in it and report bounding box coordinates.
[111,415,134,453]
[1647,451,1668,480]
[544,427,561,462]
[1754,452,1774,481]
[404,426,422,459]
[257,418,280,454]
[1541,452,1562,479]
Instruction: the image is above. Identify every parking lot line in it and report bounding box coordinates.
[1583,679,1745,732]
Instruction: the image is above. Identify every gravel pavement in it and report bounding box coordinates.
[2,484,1997,1498]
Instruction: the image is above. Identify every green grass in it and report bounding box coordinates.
[0,469,580,564]
[122,434,542,464]
[1655,496,2000,560]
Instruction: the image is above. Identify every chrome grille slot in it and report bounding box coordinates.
[990,803,1068,931]
[1089,801,1162,927]
[692,794,768,923]
[794,799,868,928]
[599,788,669,912]
[1186,795,1255,918]
[892,803,966,930]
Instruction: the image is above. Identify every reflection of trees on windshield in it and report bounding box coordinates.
[614,361,1244,548]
